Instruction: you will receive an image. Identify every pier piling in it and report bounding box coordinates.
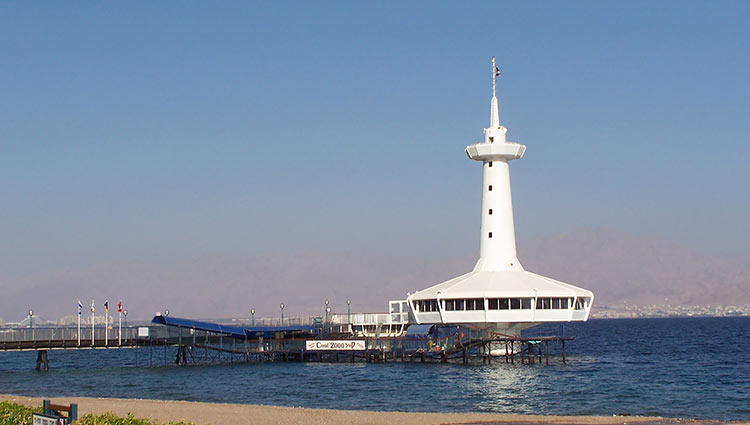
[35,350,49,371]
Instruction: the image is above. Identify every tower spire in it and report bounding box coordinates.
[490,56,500,129]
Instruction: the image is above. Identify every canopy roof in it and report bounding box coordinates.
[151,316,319,339]
[152,315,247,338]
[409,270,593,300]
[404,324,433,336]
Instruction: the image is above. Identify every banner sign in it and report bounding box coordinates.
[32,413,64,425]
[305,340,366,351]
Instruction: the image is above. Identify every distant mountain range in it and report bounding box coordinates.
[518,228,750,307]
[1,228,747,322]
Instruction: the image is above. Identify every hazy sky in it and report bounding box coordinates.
[1,2,749,319]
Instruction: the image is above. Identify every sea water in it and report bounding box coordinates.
[1,317,748,420]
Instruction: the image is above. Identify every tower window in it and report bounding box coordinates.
[488,185,493,191]
[488,161,493,167]
[488,209,493,215]
[488,232,493,238]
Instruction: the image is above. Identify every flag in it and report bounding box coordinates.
[494,66,501,78]
[78,300,83,315]
[104,300,109,312]
[118,301,122,313]
[91,299,95,313]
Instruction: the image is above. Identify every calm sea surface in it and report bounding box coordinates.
[1,317,748,420]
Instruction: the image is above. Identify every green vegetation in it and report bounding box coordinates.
[0,401,41,425]
[0,401,200,425]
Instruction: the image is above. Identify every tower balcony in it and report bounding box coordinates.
[465,142,526,161]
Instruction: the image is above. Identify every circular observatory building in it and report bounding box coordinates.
[406,58,594,336]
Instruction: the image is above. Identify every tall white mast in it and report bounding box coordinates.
[490,56,499,129]
[466,57,526,271]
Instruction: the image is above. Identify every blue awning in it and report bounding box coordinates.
[404,324,433,337]
[151,316,320,339]
[151,316,247,339]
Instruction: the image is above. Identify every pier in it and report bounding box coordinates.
[1,314,573,370]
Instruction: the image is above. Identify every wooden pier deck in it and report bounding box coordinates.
[1,323,574,370]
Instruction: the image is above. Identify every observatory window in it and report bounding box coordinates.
[445,299,455,311]
[521,298,532,309]
[456,299,465,310]
[417,300,438,312]
[489,209,493,215]
[488,185,493,191]
[423,300,437,312]
[488,161,493,167]
[488,232,493,238]
[575,298,588,310]
[488,299,499,310]
[499,298,510,310]
[463,298,484,311]
[510,298,521,310]
[536,297,571,310]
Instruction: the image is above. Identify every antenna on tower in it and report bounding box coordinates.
[492,56,497,97]
[490,56,501,129]
[492,56,501,98]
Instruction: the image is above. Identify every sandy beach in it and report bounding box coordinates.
[2,394,742,425]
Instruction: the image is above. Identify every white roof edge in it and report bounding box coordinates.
[410,270,593,300]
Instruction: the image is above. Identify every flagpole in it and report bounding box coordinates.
[118,311,122,346]
[77,304,81,347]
[105,302,109,346]
[91,299,95,346]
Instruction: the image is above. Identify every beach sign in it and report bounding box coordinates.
[32,413,64,425]
[305,340,366,351]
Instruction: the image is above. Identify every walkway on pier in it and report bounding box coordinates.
[1,326,147,351]
[1,315,574,369]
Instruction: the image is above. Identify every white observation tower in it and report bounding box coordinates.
[406,57,594,335]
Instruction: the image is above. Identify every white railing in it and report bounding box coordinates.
[0,326,141,345]
[330,312,409,325]
[234,312,410,328]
